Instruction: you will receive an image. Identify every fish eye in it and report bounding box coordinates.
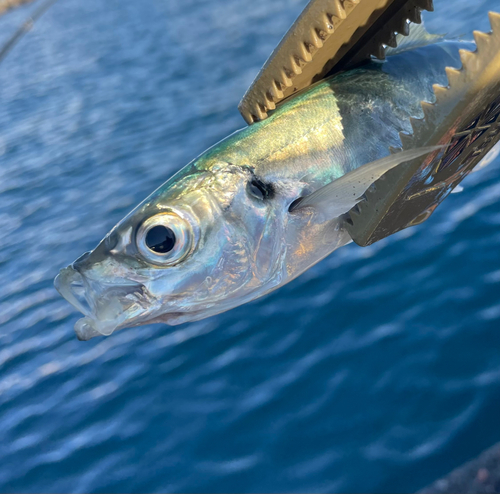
[136,212,197,266]
[145,225,176,253]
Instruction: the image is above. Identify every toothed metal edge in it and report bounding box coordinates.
[239,0,433,124]
[401,11,500,149]
[346,11,500,245]
[240,0,362,124]
[338,0,434,69]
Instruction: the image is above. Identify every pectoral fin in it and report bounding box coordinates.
[290,146,442,219]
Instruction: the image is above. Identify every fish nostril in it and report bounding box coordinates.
[104,232,119,251]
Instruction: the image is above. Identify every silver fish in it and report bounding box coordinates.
[55,34,471,340]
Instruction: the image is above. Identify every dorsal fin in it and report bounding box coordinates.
[385,22,444,57]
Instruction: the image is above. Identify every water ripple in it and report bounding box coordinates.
[1,0,500,492]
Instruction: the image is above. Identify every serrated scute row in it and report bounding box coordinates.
[400,11,500,150]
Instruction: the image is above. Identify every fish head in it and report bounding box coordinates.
[55,160,296,340]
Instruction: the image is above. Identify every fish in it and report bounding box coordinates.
[55,30,477,341]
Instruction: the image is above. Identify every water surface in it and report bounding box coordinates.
[0,0,499,492]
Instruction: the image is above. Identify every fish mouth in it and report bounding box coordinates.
[54,266,150,341]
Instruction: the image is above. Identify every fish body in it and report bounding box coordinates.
[55,39,472,340]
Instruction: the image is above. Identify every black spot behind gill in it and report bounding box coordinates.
[246,175,274,201]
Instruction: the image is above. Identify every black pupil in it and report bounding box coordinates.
[145,225,176,253]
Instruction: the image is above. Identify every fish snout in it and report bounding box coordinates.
[55,260,154,340]
[54,265,102,340]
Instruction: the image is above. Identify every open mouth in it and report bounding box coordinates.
[54,265,147,341]
[54,266,109,340]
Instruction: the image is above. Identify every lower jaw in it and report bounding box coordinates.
[75,309,206,340]
[74,317,104,341]
[74,314,126,341]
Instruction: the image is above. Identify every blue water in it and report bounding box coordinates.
[0,0,499,492]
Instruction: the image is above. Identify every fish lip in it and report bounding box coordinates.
[54,266,92,317]
[54,266,103,340]
[55,264,154,340]
[74,316,103,341]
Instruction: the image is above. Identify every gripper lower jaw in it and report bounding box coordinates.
[345,12,500,247]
